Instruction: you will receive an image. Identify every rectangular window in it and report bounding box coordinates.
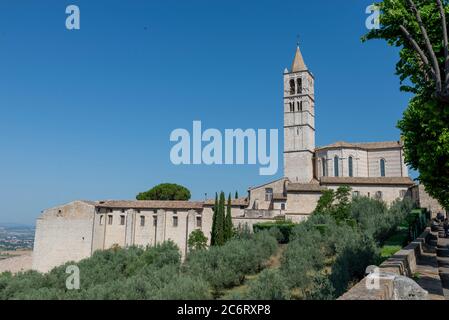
[281,203,286,211]
[196,216,202,228]
[153,216,157,227]
[120,215,125,225]
[265,188,273,202]
[173,216,178,227]
[99,215,104,225]
[140,216,145,227]
[108,215,113,225]
[352,191,360,197]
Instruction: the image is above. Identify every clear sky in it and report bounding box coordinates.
[0,1,415,224]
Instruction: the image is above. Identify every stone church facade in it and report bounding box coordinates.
[32,45,438,273]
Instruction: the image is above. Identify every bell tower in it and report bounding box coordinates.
[283,45,315,183]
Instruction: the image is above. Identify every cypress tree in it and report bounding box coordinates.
[225,193,233,241]
[215,192,226,246]
[235,191,239,199]
[211,193,218,246]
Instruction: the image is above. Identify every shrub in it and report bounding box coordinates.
[253,221,296,243]
[244,269,291,300]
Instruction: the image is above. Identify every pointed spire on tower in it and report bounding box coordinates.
[291,44,307,72]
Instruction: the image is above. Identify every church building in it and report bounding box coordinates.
[32,45,433,273]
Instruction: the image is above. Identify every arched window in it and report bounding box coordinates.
[334,156,339,177]
[321,158,326,177]
[348,156,353,177]
[380,159,386,177]
[289,102,293,112]
[296,78,302,94]
[289,79,295,95]
[299,101,303,112]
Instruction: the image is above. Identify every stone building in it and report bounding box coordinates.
[32,45,442,273]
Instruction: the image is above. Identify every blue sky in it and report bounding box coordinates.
[0,1,414,224]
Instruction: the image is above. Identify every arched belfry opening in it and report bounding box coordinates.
[289,79,295,95]
[296,78,302,94]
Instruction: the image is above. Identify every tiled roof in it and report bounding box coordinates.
[316,141,403,151]
[203,198,248,206]
[94,200,204,210]
[273,193,287,200]
[286,183,326,192]
[320,176,415,186]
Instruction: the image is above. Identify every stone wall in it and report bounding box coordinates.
[339,228,444,300]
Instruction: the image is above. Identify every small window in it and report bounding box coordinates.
[352,191,360,197]
[99,215,104,225]
[140,216,145,227]
[281,203,286,210]
[153,216,157,227]
[289,102,294,112]
[375,191,383,200]
[265,188,273,201]
[173,210,177,215]
[173,216,178,227]
[321,158,326,177]
[196,216,202,228]
[298,101,303,112]
[120,215,125,225]
[108,215,113,225]
[348,156,354,177]
[380,159,386,177]
[334,156,339,177]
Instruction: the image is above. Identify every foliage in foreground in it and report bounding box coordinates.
[0,232,278,300]
[136,183,191,201]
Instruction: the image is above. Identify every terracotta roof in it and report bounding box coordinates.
[95,200,204,210]
[203,198,248,207]
[291,45,307,72]
[286,183,326,192]
[320,176,415,186]
[316,141,402,151]
[273,193,287,201]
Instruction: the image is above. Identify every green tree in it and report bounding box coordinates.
[136,183,191,201]
[363,0,449,209]
[188,229,208,251]
[225,194,233,241]
[313,190,335,215]
[210,193,218,246]
[235,191,239,199]
[211,192,226,246]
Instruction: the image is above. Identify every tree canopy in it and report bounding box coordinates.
[364,0,449,209]
[136,183,191,201]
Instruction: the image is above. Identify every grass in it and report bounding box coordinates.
[379,227,409,261]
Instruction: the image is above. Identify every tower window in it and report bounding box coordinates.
[380,159,386,177]
[334,156,339,177]
[348,156,353,177]
[289,102,294,112]
[299,101,303,112]
[289,79,295,95]
[296,78,302,94]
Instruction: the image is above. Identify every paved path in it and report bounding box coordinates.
[436,227,449,299]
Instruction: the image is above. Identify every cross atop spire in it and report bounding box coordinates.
[291,44,307,73]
